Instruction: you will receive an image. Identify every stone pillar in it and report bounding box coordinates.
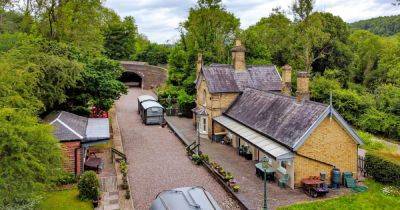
[296,71,310,102]
[281,64,292,96]
[231,39,246,72]
[196,53,203,77]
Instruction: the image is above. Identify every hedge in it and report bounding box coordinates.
[365,152,400,187]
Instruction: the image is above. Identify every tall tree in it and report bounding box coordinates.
[292,0,315,21]
[242,12,294,66]
[182,0,239,64]
[103,15,138,60]
[294,12,352,73]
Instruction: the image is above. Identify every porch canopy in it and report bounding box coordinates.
[214,116,293,160]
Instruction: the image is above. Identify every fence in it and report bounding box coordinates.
[358,156,367,177]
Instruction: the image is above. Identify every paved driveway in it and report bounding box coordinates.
[115,88,239,210]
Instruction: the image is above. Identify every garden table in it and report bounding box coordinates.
[84,157,103,173]
[255,163,276,181]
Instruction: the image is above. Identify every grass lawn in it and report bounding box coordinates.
[279,180,400,210]
[37,187,92,210]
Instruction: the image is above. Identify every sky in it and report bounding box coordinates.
[104,0,400,43]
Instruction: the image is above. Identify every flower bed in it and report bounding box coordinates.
[188,152,240,192]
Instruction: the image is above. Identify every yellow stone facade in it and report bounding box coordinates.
[196,79,238,137]
[294,117,358,187]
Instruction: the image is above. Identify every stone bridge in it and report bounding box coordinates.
[120,61,167,89]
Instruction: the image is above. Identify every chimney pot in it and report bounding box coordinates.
[281,64,292,96]
[296,71,310,102]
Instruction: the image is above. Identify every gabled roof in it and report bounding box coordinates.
[45,111,109,143]
[197,64,282,93]
[46,111,87,141]
[224,88,363,150]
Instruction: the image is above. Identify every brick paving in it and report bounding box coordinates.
[95,149,120,210]
[166,116,352,210]
[115,88,239,210]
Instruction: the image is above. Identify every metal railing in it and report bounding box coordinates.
[111,147,127,163]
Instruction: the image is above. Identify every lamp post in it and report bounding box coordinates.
[261,156,269,210]
[196,112,200,155]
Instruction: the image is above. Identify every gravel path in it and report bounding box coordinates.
[115,88,239,210]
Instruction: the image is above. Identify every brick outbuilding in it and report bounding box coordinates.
[44,111,110,175]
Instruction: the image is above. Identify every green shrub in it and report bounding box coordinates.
[55,172,77,185]
[177,90,195,117]
[77,171,100,200]
[365,152,400,187]
[357,130,384,151]
[358,108,400,139]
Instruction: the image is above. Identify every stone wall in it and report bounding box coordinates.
[121,61,167,89]
[294,118,358,187]
[61,141,82,175]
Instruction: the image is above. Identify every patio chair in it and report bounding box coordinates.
[278,174,289,188]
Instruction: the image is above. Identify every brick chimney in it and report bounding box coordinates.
[281,64,292,96]
[196,53,203,76]
[296,71,310,102]
[231,39,246,72]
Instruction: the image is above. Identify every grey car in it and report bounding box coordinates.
[150,186,222,210]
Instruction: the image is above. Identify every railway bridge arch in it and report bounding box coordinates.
[120,61,167,89]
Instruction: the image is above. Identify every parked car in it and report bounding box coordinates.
[150,186,222,210]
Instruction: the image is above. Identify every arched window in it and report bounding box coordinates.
[202,89,207,107]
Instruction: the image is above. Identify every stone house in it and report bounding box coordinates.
[44,111,110,175]
[193,40,363,189]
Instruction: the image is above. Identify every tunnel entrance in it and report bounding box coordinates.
[120,71,142,87]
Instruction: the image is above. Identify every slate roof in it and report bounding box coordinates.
[45,111,109,143]
[199,64,282,93]
[224,89,329,149]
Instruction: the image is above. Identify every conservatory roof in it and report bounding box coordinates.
[214,115,293,160]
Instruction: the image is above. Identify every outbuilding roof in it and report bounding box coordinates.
[224,89,363,150]
[198,64,282,93]
[45,111,110,143]
[85,118,110,142]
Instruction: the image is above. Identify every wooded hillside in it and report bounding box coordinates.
[350,15,400,36]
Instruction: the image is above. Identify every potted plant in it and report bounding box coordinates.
[125,190,131,199]
[92,196,100,207]
[200,154,210,163]
[232,184,240,192]
[228,179,237,187]
[122,177,129,190]
[224,172,234,182]
[191,154,202,165]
